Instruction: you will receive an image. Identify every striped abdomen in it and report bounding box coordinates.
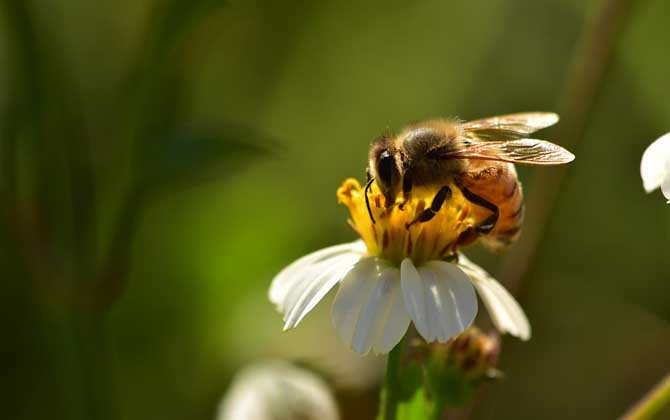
[457,162,524,251]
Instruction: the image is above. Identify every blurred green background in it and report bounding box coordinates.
[1,0,668,419]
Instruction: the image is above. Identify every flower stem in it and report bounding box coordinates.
[430,394,448,420]
[73,312,116,420]
[620,375,670,420]
[380,341,403,420]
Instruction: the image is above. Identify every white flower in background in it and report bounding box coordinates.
[641,132,670,202]
[216,361,339,420]
[269,179,530,355]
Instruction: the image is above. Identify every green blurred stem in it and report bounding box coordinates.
[621,375,670,420]
[498,0,636,294]
[430,394,448,420]
[1,0,48,251]
[89,186,146,312]
[380,342,403,420]
[73,313,115,420]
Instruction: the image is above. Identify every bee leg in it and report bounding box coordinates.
[364,177,376,224]
[406,186,452,228]
[456,227,480,247]
[458,186,499,234]
[399,173,413,210]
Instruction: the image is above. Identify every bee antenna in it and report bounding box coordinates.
[365,177,376,225]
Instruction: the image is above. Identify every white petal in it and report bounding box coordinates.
[399,259,428,336]
[640,133,670,193]
[282,252,363,329]
[375,277,412,353]
[269,240,365,308]
[401,258,477,342]
[458,254,531,340]
[662,158,670,202]
[426,262,479,336]
[331,258,378,345]
[331,258,410,354]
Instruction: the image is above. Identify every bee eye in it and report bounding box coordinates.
[377,150,397,185]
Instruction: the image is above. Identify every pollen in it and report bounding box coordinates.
[337,179,482,265]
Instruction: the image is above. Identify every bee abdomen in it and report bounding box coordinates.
[457,163,524,252]
[484,177,524,251]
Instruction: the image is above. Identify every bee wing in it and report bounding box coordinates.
[439,138,575,165]
[462,112,559,136]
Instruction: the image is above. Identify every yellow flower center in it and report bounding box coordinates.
[337,179,487,266]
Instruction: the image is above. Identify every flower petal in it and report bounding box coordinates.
[426,261,479,336]
[269,240,365,308]
[375,278,412,353]
[282,252,362,329]
[662,158,670,202]
[458,254,531,340]
[331,258,410,354]
[401,258,477,342]
[399,259,428,335]
[640,132,670,193]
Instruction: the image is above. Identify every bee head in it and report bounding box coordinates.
[368,137,401,205]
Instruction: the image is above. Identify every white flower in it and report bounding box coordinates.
[269,179,530,354]
[216,361,339,420]
[640,132,670,202]
[270,239,530,354]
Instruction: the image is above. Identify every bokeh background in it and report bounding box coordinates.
[1,0,668,419]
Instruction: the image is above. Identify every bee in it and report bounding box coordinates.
[366,112,574,250]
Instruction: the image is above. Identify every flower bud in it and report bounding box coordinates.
[438,327,501,382]
[406,327,501,406]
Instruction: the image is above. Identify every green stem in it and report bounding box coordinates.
[73,312,115,420]
[621,375,670,420]
[430,394,448,420]
[380,341,404,420]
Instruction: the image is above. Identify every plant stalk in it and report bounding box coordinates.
[620,375,670,420]
[497,0,637,295]
[73,312,115,420]
[380,342,404,420]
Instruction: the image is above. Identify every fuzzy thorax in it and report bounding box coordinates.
[337,179,481,266]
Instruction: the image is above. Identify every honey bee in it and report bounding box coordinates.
[366,112,574,250]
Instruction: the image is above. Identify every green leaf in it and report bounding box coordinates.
[394,359,473,420]
[152,0,229,57]
[424,362,476,408]
[396,387,433,420]
[138,122,273,191]
[397,360,423,402]
[378,344,433,420]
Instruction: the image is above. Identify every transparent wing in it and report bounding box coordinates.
[438,138,575,165]
[462,112,559,136]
